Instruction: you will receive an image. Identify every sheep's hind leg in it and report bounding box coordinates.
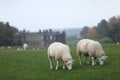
[49,58,53,69]
[78,53,82,65]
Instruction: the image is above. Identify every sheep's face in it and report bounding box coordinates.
[99,56,108,65]
[64,60,73,70]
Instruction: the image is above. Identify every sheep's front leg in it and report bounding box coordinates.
[49,59,53,69]
[63,64,65,69]
[55,61,59,70]
[91,57,96,65]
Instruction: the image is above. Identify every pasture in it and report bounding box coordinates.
[0,44,120,80]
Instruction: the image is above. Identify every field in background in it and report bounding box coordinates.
[66,40,78,47]
[0,44,120,80]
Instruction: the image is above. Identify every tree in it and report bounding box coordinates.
[96,19,109,38]
[79,15,120,42]
[109,16,118,29]
[87,27,97,39]
[108,16,120,42]
[0,22,18,46]
[80,26,89,38]
[115,31,120,42]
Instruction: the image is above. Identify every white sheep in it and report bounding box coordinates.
[36,48,40,50]
[8,46,11,49]
[32,48,35,50]
[77,39,108,65]
[23,43,28,50]
[116,42,119,44]
[48,42,74,70]
[17,48,20,51]
[0,47,4,50]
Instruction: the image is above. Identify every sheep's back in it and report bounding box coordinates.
[77,39,94,53]
[48,42,70,59]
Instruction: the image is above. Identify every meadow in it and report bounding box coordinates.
[0,44,120,80]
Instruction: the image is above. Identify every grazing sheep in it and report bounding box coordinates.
[17,48,20,51]
[48,42,74,70]
[23,43,28,50]
[17,48,23,51]
[32,48,36,50]
[8,46,11,49]
[0,47,4,50]
[116,42,119,44]
[37,48,40,50]
[77,39,108,65]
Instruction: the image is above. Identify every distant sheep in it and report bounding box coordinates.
[32,48,35,50]
[17,48,20,51]
[23,43,28,50]
[17,48,23,51]
[116,42,119,44]
[0,47,4,50]
[77,39,108,65]
[37,48,40,50]
[48,42,74,70]
[8,46,11,49]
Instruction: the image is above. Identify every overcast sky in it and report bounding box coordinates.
[0,0,120,32]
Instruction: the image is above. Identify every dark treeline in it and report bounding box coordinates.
[0,15,120,46]
[0,22,18,46]
[80,16,120,43]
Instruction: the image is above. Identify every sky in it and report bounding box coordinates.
[0,0,120,32]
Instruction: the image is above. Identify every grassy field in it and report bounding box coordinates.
[0,44,120,80]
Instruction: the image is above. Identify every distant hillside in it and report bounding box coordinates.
[53,28,81,38]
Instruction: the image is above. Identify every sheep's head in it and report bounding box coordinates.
[64,59,75,70]
[98,55,108,65]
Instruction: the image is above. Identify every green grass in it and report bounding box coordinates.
[67,40,78,47]
[0,44,120,80]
